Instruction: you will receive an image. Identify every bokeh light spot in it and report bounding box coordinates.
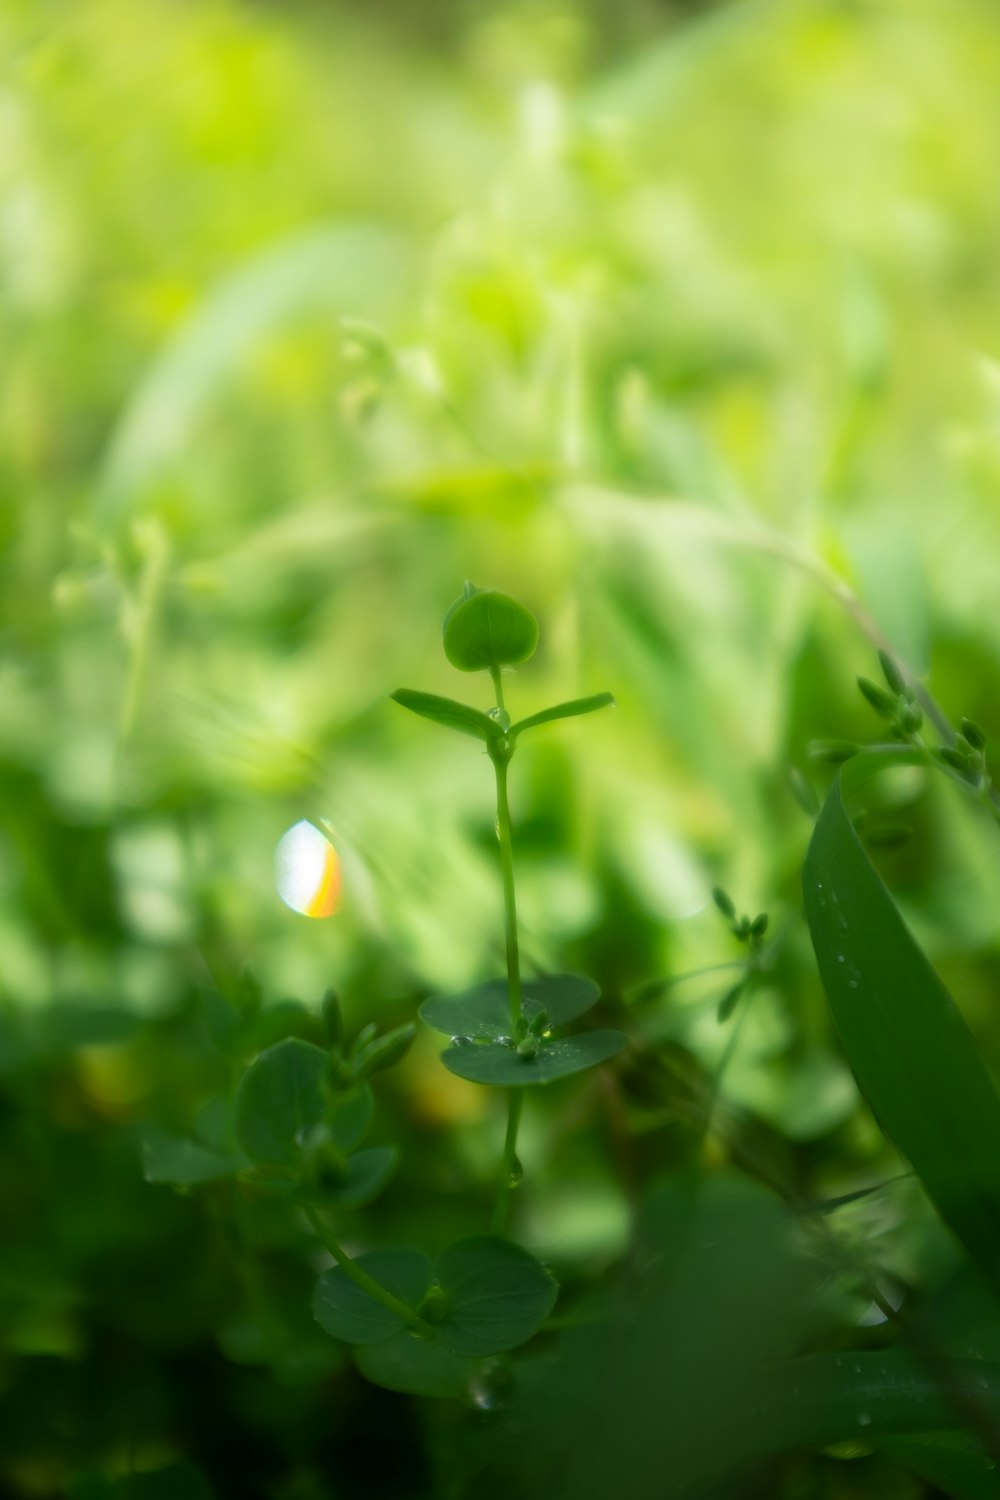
[275,820,341,918]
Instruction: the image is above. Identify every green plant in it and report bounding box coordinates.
[143,585,623,1399]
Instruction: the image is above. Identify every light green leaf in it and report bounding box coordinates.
[420,973,600,1039]
[442,589,538,673]
[440,1030,627,1087]
[434,1235,558,1357]
[234,1038,328,1166]
[509,693,615,738]
[390,689,502,741]
[803,748,1000,1296]
[312,1249,431,1345]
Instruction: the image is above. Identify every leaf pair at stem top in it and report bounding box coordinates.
[391,584,615,746]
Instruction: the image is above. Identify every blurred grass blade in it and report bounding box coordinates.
[509,693,615,738]
[390,689,501,741]
[803,748,1000,1295]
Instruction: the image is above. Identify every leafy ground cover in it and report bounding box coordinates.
[5,0,1000,1495]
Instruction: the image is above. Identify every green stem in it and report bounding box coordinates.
[493,754,523,1034]
[489,664,526,1233]
[305,1207,432,1335]
[492,1088,524,1235]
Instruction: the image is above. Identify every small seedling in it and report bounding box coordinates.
[394,583,624,1230]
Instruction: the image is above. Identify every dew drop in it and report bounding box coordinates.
[848,979,858,989]
[450,1035,474,1048]
[836,954,846,963]
[857,1412,871,1427]
[509,1154,524,1187]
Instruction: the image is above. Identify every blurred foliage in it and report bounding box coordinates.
[4,0,1000,1494]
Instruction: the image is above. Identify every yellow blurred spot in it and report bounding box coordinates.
[275,819,341,918]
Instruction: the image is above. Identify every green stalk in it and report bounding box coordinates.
[305,1207,433,1335]
[489,664,525,1235]
[493,1087,524,1234]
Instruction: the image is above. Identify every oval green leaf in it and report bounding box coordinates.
[317,1145,398,1208]
[234,1038,328,1166]
[440,1029,627,1087]
[355,1330,477,1398]
[328,1084,374,1152]
[141,1131,246,1186]
[312,1248,432,1346]
[434,1235,558,1357]
[803,748,1000,1297]
[420,974,600,1039]
[442,589,538,673]
[390,689,501,742]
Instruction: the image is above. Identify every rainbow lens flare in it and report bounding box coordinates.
[275,819,341,918]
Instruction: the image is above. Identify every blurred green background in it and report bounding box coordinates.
[4,0,1000,1494]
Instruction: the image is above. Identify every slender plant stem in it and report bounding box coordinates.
[489,664,525,1233]
[304,1206,432,1335]
[493,755,524,1035]
[492,1088,524,1234]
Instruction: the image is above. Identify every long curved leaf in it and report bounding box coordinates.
[803,749,1000,1295]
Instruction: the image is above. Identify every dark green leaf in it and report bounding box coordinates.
[442,589,538,673]
[355,1331,477,1398]
[312,1249,431,1345]
[803,748,1000,1296]
[711,886,736,918]
[434,1235,558,1357]
[293,1146,398,1208]
[962,717,987,751]
[328,1084,374,1152]
[141,1131,246,1186]
[440,1030,627,1087]
[716,980,745,1023]
[234,1038,328,1165]
[390,688,501,741]
[509,693,615,738]
[420,974,600,1039]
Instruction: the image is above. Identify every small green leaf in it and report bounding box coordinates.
[434,1235,558,1357]
[961,717,987,751]
[808,739,860,765]
[328,1084,374,1152]
[321,988,343,1048]
[509,693,615,738]
[878,649,907,696]
[352,1022,417,1078]
[711,886,736,919]
[442,589,538,673]
[355,1331,477,1398]
[440,1030,627,1086]
[304,1145,399,1208]
[420,974,600,1039]
[235,1038,328,1166]
[390,689,501,741]
[312,1249,432,1345]
[716,981,745,1023]
[857,676,897,720]
[141,1131,246,1186]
